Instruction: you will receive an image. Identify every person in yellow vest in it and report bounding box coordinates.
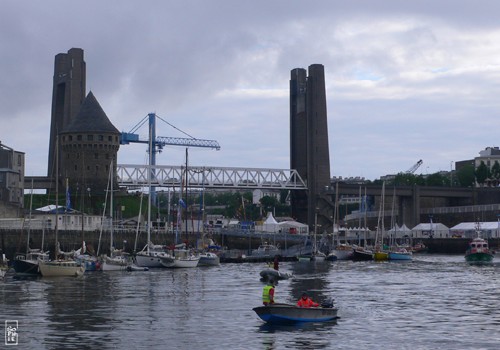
[262,281,275,306]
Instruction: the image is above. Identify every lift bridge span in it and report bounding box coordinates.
[117,164,308,190]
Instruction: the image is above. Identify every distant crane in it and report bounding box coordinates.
[406,159,423,174]
[120,112,220,200]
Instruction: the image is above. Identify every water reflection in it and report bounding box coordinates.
[289,261,333,305]
[42,273,116,348]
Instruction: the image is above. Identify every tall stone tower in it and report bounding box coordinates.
[47,48,86,177]
[59,91,120,198]
[290,64,331,230]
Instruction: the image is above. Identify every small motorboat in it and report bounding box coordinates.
[253,302,338,325]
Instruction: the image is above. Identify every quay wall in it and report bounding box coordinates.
[0,229,307,259]
[2,229,498,259]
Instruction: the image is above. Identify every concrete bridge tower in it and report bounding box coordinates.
[290,64,332,231]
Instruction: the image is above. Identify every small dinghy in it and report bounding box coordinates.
[259,268,292,282]
[253,302,338,325]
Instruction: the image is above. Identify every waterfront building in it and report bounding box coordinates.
[59,91,120,197]
[0,142,24,217]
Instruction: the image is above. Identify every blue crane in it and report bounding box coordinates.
[120,112,220,201]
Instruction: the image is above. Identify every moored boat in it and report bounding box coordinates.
[135,243,171,268]
[38,259,85,277]
[12,249,50,275]
[389,248,413,261]
[198,251,220,266]
[352,246,373,261]
[329,244,353,260]
[253,303,338,325]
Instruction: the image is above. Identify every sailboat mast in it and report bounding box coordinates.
[146,121,153,255]
[184,148,189,243]
[55,135,59,259]
[27,179,34,253]
[110,162,114,253]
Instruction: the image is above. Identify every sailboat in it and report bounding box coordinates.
[38,136,85,277]
[13,180,50,275]
[162,149,199,268]
[387,187,412,261]
[327,182,354,261]
[135,127,172,268]
[373,182,389,261]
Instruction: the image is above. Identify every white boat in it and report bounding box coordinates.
[329,244,353,260]
[252,243,281,257]
[136,243,172,268]
[102,249,148,271]
[198,251,220,266]
[163,248,200,268]
[38,259,85,277]
[312,251,327,262]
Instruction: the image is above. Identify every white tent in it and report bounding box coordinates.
[388,224,412,238]
[278,220,308,235]
[411,223,449,238]
[263,212,280,232]
[450,222,500,239]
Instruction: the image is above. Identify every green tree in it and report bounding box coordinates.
[456,164,475,187]
[475,161,489,185]
[491,161,500,180]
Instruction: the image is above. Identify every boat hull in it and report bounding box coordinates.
[329,248,353,260]
[465,252,494,264]
[352,248,373,261]
[373,251,389,261]
[39,260,85,277]
[12,259,40,275]
[389,251,413,261]
[253,304,338,325]
[135,253,165,268]
[198,253,220,266]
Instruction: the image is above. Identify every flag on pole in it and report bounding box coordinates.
[179,198,187,208]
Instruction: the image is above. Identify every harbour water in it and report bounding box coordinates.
[1,255,499,349]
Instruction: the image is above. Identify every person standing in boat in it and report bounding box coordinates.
[273,255,279,271]
[297,292,319,308]
[262,281,275,305]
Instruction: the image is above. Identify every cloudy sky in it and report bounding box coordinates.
[2,1,500,181]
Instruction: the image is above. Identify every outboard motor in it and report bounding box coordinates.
[321,298,335,308]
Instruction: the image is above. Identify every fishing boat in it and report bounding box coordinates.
[253,303,338,325]
[465,237,494,264]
